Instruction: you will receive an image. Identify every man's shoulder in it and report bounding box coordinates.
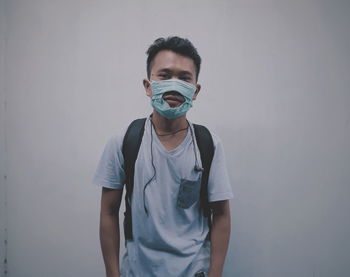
[104,125,130,153]
[209,132,222,149]
[110,128,127,142]
[192,122,222,149]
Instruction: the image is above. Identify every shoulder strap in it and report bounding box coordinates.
[193,124,215,240]
[122,118,146,240]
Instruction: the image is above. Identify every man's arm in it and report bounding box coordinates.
[99,187,123,277]
[208,199,231,277]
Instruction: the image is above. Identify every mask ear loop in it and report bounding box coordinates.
[187,120,204,172]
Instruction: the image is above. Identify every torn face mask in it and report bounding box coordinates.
[150,78,197,119]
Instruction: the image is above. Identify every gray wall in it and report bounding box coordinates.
[1,0,350,276]
[0,0,7,275]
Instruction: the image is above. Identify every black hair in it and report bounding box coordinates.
[146,36,201,81]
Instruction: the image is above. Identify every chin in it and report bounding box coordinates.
[165,100,184,108]
[169,104,181,108]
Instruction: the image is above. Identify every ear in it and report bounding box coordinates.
[192,83,201,100]
[143,79,152,97]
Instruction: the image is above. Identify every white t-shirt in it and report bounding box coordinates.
[92,116,233,277]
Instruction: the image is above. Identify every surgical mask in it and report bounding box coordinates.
[150,78,197,119]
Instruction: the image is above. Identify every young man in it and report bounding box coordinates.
[93,36,233,277]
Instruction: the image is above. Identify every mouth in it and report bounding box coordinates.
[163,92,184,107]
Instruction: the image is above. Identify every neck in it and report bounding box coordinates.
[151,111,188,133]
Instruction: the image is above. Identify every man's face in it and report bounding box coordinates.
[144,50,201,108]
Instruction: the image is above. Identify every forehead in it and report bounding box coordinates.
[150,50,196,75]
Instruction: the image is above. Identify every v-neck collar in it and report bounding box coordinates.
[145,116,192,155]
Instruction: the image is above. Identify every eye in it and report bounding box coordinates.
[180,77,191,82]
[158,73,170,79]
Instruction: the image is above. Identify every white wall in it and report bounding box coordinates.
[1,0,350,276]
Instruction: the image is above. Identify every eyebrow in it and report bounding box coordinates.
[157,68,193,76]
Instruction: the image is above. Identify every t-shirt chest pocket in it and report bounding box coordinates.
[176,175,202,209]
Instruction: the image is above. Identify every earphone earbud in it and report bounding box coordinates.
[195,166,204,172]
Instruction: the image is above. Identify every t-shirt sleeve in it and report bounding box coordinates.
[207,133,234,202]
[92,132,126,190]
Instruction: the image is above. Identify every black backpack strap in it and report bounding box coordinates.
[193,124,215,241]
[122,118,146,240]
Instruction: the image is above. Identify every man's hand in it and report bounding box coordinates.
[100,187,123,277]
[207,200,231,277]
[106,270,120,277]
